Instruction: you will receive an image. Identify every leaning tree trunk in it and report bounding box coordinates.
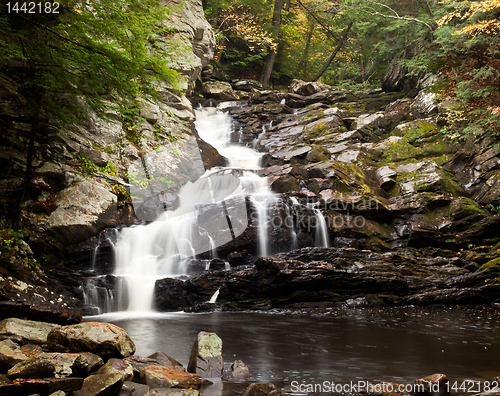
[311,21,353,82]
[261,0,285,89]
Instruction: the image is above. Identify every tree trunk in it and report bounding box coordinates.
[312,21,353,82]
[275,0,292,69]
[261,0,285,89]
[215,36,226,65]
[298,16,315,79]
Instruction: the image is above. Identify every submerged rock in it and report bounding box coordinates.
[242,382,286,396]
[231,360,250,378]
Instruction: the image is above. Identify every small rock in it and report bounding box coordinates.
[119,380,150,396]
[49,391,67,396]
[0,339,28,371]
[73,373,124,396]
[231,360,250,378]
[143,389,201,396]
[414,373,450,396]
[242,382,286,396]
[375,166,397,191]
[187,332,223,378]
[125,355,170,379]
[147,351,184,371]
[140,365,201,389]
[95,358,134,381]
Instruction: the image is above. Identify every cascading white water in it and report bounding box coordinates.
[111,105,276,313]
[208,287,220,303]
[314,209,330,248]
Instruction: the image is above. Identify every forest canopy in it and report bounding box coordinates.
[204,0,500,138]
[0,0,182,198]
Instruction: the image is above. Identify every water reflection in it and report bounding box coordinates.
[88,305,500,393]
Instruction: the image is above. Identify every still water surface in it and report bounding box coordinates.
[89,305,500,394]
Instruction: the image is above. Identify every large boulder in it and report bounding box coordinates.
[47,322,136,359]
[412,90,438,118]
[288,79,331,96]
[20,179,118,251]
[0,276,82,324]
[187,332,223,378]
[7,352,103,379]
[0,318,60,346]
[202,81,237,100]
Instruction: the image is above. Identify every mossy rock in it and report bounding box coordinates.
[479,257,500,283]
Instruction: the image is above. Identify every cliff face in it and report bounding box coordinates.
[0,0,215,322]
[0,0,215,252]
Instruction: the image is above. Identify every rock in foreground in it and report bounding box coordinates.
[47,322,136,359]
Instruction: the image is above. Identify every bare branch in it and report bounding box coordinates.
[339,4,434,30]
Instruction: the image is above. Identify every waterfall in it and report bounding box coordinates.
[109,104,275,313]
[285,201,298,250]
[208,288,220,304]
[314,209,330,248]
[81,277,116,315]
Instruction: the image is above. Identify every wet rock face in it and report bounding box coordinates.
[21,180,118,251]
[153,245,498,311]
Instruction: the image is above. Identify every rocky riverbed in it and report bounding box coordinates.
[1,316,498,396]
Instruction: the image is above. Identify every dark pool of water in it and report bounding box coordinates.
[89,304,500,395]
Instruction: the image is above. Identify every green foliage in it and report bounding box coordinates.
[122,105,145,146]
[74,154,119,176]
[0,0,182,123]
[0,221,37,268]
[406,1,500,142]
